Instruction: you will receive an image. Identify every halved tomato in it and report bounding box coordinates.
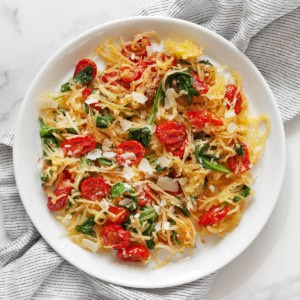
[80,177,110,201]
[198,205,229,226]
[116,245,150,262]
[186,110,223,128]
[107,206,130,224]
[228,140,250,174]
[101,224,130,249]
[61,135,96,157]
[225,84,242,115]
[47,170,73,211]
[155,121,187,145]
[116,140,146,166]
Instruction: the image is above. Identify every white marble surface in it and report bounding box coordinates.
[0,0,300,299]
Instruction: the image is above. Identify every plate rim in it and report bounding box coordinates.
[13,16,286,288]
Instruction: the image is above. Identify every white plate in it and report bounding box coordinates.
[13,17,285,288]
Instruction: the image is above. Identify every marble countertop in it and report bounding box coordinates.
[1,1,300,299]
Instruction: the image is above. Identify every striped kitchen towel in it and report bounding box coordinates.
[1,0,300,299]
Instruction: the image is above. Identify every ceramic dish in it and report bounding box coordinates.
[13,16,285,288]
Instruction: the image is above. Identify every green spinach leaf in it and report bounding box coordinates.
[98,158,113,166]
[39,118,56,138]
[127,127,151,148]
[96,113,113,128]
[73,66,94,85]
[60,82,71,92]
[76,217,96,236]
[195,144,231,173]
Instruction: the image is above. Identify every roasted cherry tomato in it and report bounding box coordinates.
[155,121,187,145]
[82,87,92,99]
[61,135,96,157]
[138,189,153,207]
[101,224,130,249]
[121,36,151,62]
[107,206,130,224]
[228,140,251,174]
[186,110,223,128]
[73,59,97,84]
[165,138,188,158]
[225,84,242,115]
[80,177,110,201]
[116,140,146,166]
[116,245,150,262]
[47,170,73,211]
[100,71,118,84]
[100,70,130,89]
[198,205,229,226]
[192,73,209,95]
[119,65,144,82]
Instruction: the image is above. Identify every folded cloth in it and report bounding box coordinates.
[1,0,300,299]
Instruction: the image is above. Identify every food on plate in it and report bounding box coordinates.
[38,32,270,267]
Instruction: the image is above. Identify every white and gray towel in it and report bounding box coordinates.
[1,0,300,299]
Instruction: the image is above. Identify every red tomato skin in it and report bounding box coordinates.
[225,84,243,115]
[192,73,209,95]
[80,177,110,201]
[186,111,223,128]
[116,245,150,262]
[121,36,151,62]
[165,138,188,158]
[73,59,97,83]
[138,190,153,207]
[101,224,131,249]
[198,205,229,226]
[228,140,250,174]
[47,170,73,211]
[116,140,146,166]
[155,121,187,145]
[107,206,130,224]
[61,135,96,157]
[82,88,92,99]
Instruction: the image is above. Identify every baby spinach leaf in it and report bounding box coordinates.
[110,183,135,198]
[164,71,199,105]
[195,144,230,174]
[176,205,190,217]
[39,118,56,138]
[76,217,96,236]
[96,113,113,128]
[60,82,71,92]
[199,59,212,66]
[73,66,94,85]
[139,205,157,223]
[233,185,251,202]
[98,158,113,166]
[127,127,151,148]
[148,83,164,124]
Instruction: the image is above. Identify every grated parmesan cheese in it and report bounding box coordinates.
[156,156,171,168]
[82,239,99,253]
[155,221,162,232]
[163,221,170,230]
[120,119,133,131]
[225,110,236,118]
[102,138,112,152]
[227,122,237,133]
[132,92,148,104]
[157,177,179,193]
[122,164,134,180]
[138,158,153,175]
[99,199,110,210]
[85,96,99,105]
[102,152,116,159]
[86,149,102,160]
